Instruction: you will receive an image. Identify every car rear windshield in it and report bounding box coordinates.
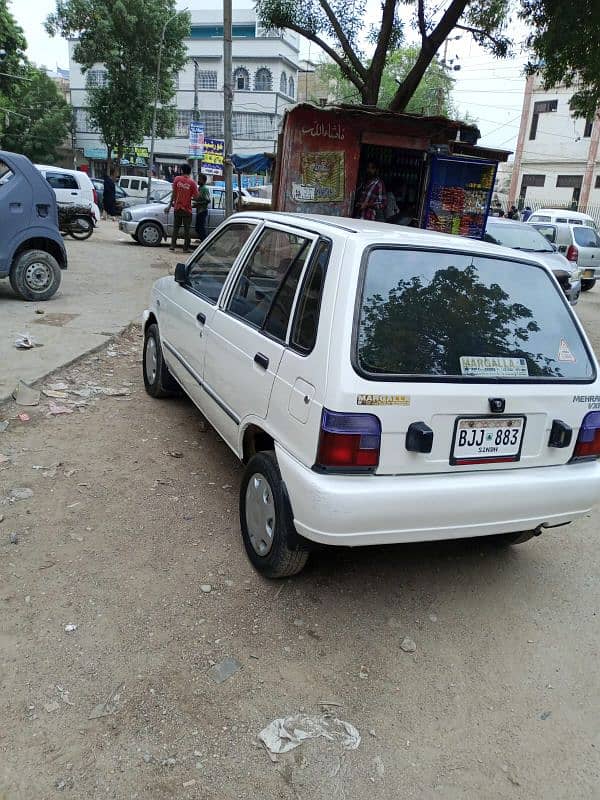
[485,222,553,252]
[356,248,594,381]
[573,226,600,247]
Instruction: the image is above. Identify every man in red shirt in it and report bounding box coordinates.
[165,164,198,252]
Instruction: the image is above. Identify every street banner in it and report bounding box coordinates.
[201,137,224,176]
[189,121,205,159]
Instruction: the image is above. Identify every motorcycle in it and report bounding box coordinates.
[58,204,95,240]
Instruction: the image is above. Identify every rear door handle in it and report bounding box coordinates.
[254,352,269,370]
[196,312,206,324]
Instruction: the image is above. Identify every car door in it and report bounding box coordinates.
[202,224,317,446]
[45,171,80,207]
[157,221,259,405]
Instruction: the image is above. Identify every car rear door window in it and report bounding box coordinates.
[356,248,594,381]
[187,223,256,303]
[291,239,330,353]
[46,172,78,190]
[130,179,140,191]
[120,179,129,189]
[531,224,557,243]
[573,227,600,247]
[227,228,311,332]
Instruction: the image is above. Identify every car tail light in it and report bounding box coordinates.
[566,244,579,262]
[571,411,600,461]
[315,409,381,471]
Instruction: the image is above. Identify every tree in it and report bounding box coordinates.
[520,1,600,119]
[2,65,71,162]
[316,45,456,115]
[45,0,190,168]
[0,1,70,161]
[256,0,511,110]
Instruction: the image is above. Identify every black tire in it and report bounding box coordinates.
[69,217,94,240]
[582,278,596,292]
[9,249,62,301]
[490,530,538,547]
[240,451,310,578]
[143,323,179,397]
[137,221,163,247]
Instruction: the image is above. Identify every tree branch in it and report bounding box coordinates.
[417,0,427,41]
[389,0,470,111]
[318,0,367,81]
[366,0,398,104]
[274,19,366,97]
[454,23,507,51]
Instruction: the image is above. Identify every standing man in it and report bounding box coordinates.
[164,164,198,252]
[103,170,118,219]
[355,161,386,220]
[194,173,211,243]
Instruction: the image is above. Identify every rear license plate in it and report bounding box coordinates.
[451,416,525,465]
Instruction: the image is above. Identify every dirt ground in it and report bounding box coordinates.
[1,324,599,800]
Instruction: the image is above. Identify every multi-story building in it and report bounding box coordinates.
[69,7,299,177]
[509,74,600,216]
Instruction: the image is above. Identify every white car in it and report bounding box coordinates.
[142,212,600,577]
[35,164,100,222]
[528,208,598,231]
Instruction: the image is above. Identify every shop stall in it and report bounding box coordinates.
[273,104,510,238]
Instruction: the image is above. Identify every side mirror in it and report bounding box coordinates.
[174,262,187,284]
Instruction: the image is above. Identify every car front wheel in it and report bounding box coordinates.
[582,278,596,291]
[240,451,309,578]
[9,249,62,301]
[143,323,179,397]
[137,221,163,247]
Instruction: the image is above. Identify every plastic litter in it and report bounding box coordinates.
[48,402,74,416]
[43,389,68,399]
[258,713,361,755]
[17,413,30,423]
[89,683,124,719]
[4,487,33,502]
[15,333,42,349]
[64,623,78,633]
[208,656,242,684]
[13,381,40,406]
[0,421,8,432]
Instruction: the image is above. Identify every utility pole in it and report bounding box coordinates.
[192,59,199,182]
[223,0,234,218]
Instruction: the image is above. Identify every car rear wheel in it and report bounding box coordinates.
[490,530,539,546]
[9,249,62,301]
[582,278,596,291]
[240,451,309,578]
[143,323,179,397]
[137,221,163,247]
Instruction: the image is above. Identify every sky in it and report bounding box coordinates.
[12,0,527,154]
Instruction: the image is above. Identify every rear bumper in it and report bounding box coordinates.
[276,445,600,547]
[581,268,599,280]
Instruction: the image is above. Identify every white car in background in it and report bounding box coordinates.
[35,164,101,223]
[142,212,600,578]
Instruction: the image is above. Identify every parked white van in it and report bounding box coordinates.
[118,176,172,200]
[35,164,100,222]
[528,208,598,230]
[143,213,600,577]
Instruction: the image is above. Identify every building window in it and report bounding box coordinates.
[86,69,107,88]
[584,117,594,138]
[288,76,295,99]
[198,70,217,90]
[519,174,545,202]
[73,108,97,133]
[556,175,583,208]
[595,175,600,189]
[232,111,279,140]
[280,71,287,94]
[175,110,194,137]
[199,111,224,137]
[529,99,558,140]
[173,71,179,89]
[233,67,250,91]
[254,68,272,92]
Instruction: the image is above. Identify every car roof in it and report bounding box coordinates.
[230,211,554,269]
[530,208,594,220]
[486,218,529,229]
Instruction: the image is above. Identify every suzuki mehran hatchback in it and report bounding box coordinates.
[143,213,600,577]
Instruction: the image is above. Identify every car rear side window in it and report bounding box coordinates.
[574,227,600,247]
[46,172,78,190]
[130,179,140,191]
[187,223,256,303]
[228,228,311,332]
[356,248,594,381]
[532,224,557,243]
[291,239,330,353]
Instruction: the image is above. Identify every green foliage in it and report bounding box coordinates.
[520,0,600,118]
[45,0,190,158]
[0,1,70,160]
[318,46,456,115]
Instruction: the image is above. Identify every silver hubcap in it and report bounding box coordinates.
[25,261,52,291]
[245,473,276,556]
[145,336,158,383]
[141,224,160,244]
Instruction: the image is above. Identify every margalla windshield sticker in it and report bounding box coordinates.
[357,249,594,381]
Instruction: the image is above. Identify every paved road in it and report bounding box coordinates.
[0,221,180,402]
